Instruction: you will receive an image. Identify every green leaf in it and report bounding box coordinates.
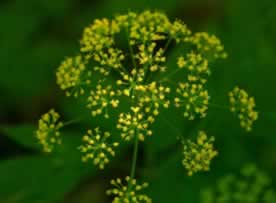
[0,125,96,203]
[0,125,40,150]
[0,155,94,203]
[147,153,202,203]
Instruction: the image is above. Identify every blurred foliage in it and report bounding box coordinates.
[1,0,276,202]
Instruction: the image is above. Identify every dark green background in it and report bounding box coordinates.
[0,0,276,202]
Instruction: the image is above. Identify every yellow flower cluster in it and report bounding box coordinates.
[229,86,258,131]
[76,11,226,130]
[200,164,276,203]
[136,42,166,72]
[169,20,191,43]
[116,68,147,99]
[79,128,119,170]
[87,84,119,118]
[106,176,152,203]
[37,10,262,202]
[182,131,218,176]
[137,82,170,116]
[117,107,153,141]
[56,55,91,97]
[190,32,227,60]
[81,18,119,53]
[36,109,63,153]
[115,12,136,28]
[48,12,233,197]
[175,83,209,120]
[93,48,125,76]
[177,52,210,83]
[127,11,171,45]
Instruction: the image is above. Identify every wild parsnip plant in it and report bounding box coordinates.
[35,11,260,202]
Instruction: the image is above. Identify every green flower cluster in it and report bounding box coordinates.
[201,164,276,203]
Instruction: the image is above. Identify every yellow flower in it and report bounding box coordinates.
[137,82,170,117]
[36,109,63,153]
[79,128,119,170]
[115,12,137,28]
[127,10,171,45]
[175,82,209,120]
[229,86,258,131]
[117,106,153,141]
[182,131,218,176]
[177,56,186,68]
[177,52,210,84]
[190,32,227,60]
[136,42,166,72]
[169,20,191,43]
[56,55,91,97]
[106,176,152,203]
[81,18,119,53]
[116,68,146,98]
[87,84,119,118]
[51,12,231,198]
[93,48,125,76]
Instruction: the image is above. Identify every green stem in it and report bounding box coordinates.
[62,117,83,127]
[129,44,137,69]
[126,28,137,69]
[130,133,139,180]
[164,37,173,52]
[160,68,182,82]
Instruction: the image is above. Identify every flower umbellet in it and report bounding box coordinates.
[79,128,119,169]
[117,106,153,142]
[56,55,91,97]
[36,109,63,153]
[182,131,218,176]
[87,84,119,118]
[229,86,258,131]
[175,82,209,120]
[35,10,259,201]
[106,176,152,203]
[177,52,210,84]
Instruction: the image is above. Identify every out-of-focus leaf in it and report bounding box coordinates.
[0,125,96,203]
[0,155,93,203]
[146,153,203,203]
[0,125,40,150]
